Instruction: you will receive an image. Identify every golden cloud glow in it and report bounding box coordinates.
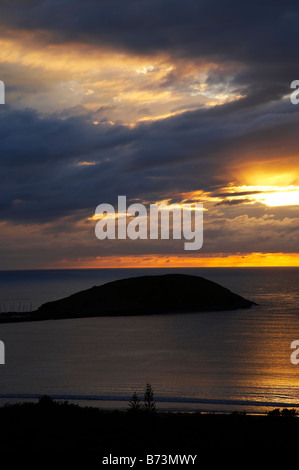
[76,161,97,166]
[0,28,244,124]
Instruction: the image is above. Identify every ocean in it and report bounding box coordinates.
[0,267,299,414]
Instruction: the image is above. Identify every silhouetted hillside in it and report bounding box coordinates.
[0,274,256,323]
[36,273,255,319]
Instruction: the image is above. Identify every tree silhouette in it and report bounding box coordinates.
[143,383,156,413]
[128,392,141,413]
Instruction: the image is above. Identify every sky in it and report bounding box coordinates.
[0,0,299,269]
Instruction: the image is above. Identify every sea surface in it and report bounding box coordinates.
[1,267,299,414]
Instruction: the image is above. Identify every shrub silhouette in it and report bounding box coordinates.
[268,408,281,416]
[268,408,298,417]
[38,395,56,408]
[281,408,298,417]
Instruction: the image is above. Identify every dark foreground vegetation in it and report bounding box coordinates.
[0,396,298,466]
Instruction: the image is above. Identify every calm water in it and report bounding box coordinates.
[1,267,299,414]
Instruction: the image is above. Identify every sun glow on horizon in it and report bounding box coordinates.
[50,252,299,269]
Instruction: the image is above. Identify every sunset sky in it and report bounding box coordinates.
[0,0,299,269]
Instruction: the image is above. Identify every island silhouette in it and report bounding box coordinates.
[0,274,255,323]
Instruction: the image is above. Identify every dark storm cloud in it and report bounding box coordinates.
[0,108,135,168]
[215,199,252,206]
[1,0,299,103]
[0,0,296,61]
[1,93,299,224]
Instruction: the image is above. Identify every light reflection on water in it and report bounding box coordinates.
[0,267,299,413]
